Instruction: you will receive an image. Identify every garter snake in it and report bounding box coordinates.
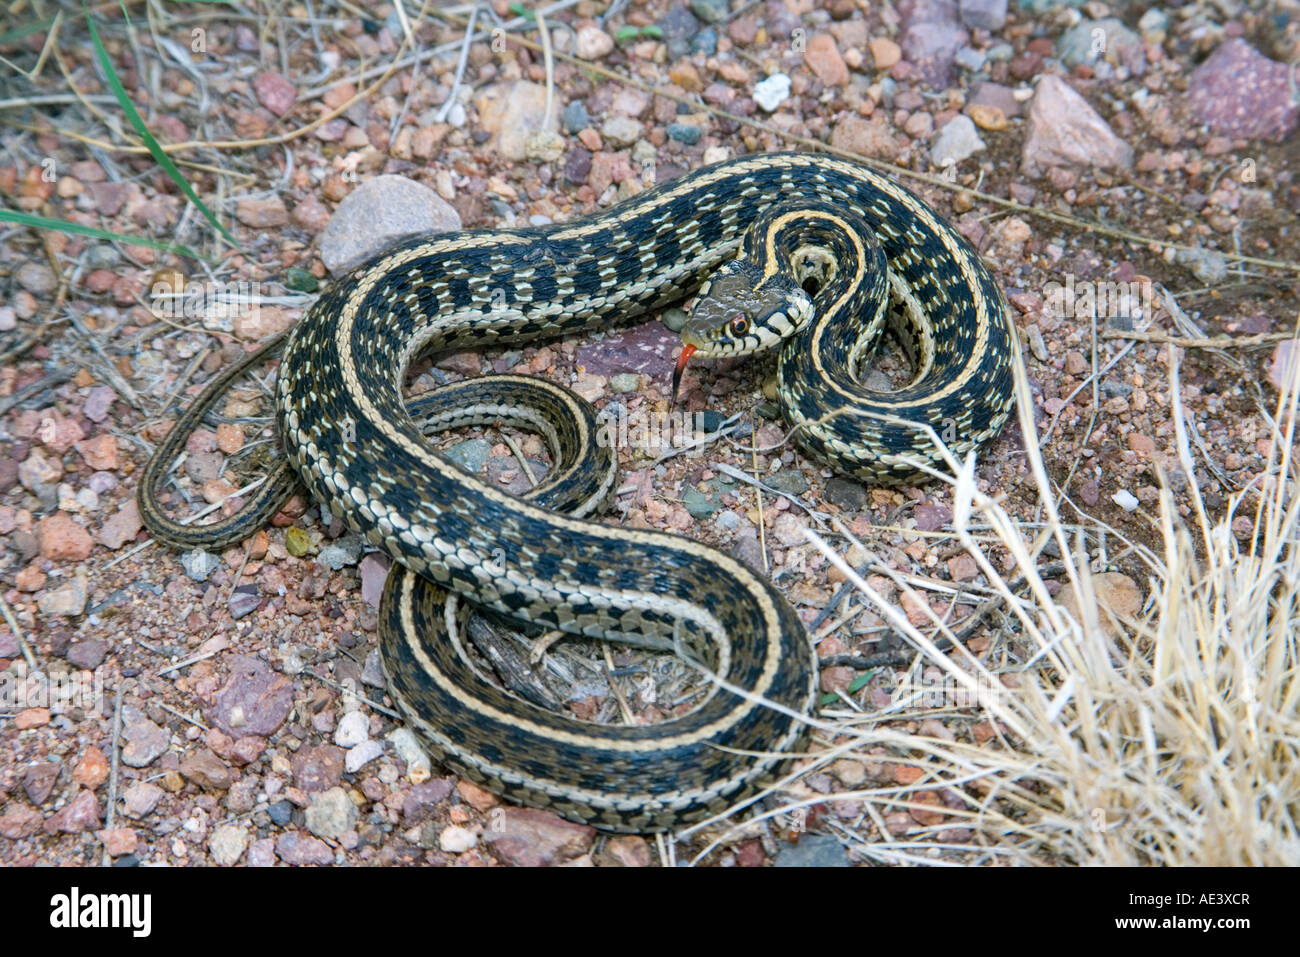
[140,152,1015,832]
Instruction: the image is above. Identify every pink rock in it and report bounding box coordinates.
[44,788,102,834]
[37,512,94,561]
[96,498,142,550]
[254,71,298,117]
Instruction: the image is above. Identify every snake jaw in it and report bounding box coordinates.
[671,343,697,405]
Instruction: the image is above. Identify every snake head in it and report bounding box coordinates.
[672,260,815,402]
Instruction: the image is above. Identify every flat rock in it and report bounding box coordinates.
[207,655,293,738]
[575,319,680,384]
[1186,38,1300,142]
[1022,74,1133,173]
[319,175,461,275]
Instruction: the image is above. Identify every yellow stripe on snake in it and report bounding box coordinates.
[139,152,1015,832]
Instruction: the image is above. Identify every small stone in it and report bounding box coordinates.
[931,114,985,167]
[97,498,142,550]
[823,477,868,512]
[318,534,364,570]
[254,72,297,116]
[275,831,334,866]
[305,786,358,840]
[319,175,461,274]
[72,747,109,788]
[179,748,232,790]
[97,827,137,857]
[574,26,614,60]
[268,800,294,826]
[44,789,102,834]
[600,116,641,149]
[76,434,119,471]
[0,805,43,839]
[1111,489,1139,511]
[180,548,221,582]
[401,777,455,823]
[344,739,384,774]
[562,100,589,133]
[208,656,293,738]
[443,438,491,474]
[753,74,791,112]
[482,807,595,867]
[38,578,88,617]
[804,34,849,87]
[600,835,653,867]
[959,0,1006,31]
[1022,75,1133,173]
[773,833,850,866]
[292,744,346,794]
[334,710,370,748]
[766,470,809,497]
[37,513,94,561]
[209,824,248,865]
[122,782,164,818]
[23,762,60,804]
[15,707,50,729]
[1186,38,1300,142]
[439,825,478,853]
[388,728,432,784]
[235,196,288,228]
[666,123,701,145]
[869,37,902,69]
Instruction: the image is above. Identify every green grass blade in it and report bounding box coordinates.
[0,207,204,259]
[86,14,240,249]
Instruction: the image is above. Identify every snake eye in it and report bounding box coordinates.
[729,314,751,337]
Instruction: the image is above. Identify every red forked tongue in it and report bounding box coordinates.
[671,344,697,406]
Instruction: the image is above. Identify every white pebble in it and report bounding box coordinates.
[1111,489,1139,511]
[753,74,791,112]
[439,825,478,853]
[334,710,370,748]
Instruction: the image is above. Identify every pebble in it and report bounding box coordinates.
[359,553,390,608]
[179,748,232,790]
[208,824,248,865]
[685,0,724,21]
[44,789,102,835]
[180,548,221,582]
[931,114,986,167]
[1175,249,1228,286]
[317,533,364,570]
[344,738,384,773]
[305,786,359,840]
[268,800,294,826]
[16,261,57,295]
[121,706,170,768]
[824,477,868,512]
[444,438,491,474]
[562,100,589,134]
[773,833,849,867]
[235,196,288,228]
[0,805,43,839]
[227,584,261,620]
[1269,341,1298,392]
[208,655,293,737]
[1022,75,1133,173]
[682,486,719,519]
[36,513,94,561]
[899,0,966,88]
[666,122,701,145]
[275,831,334,866]
[64,639,107,669]
[482,806,595,867]
[439,825,478,853]
[1058,18,1145,73]
[38,578,88,617]
[658,6,702,58]
[473,80,557,162]
[122,782,164,818]
[752,74,792,112]
[766,469,809,496]
[804,34,850,87]
[1111,489,1139,511]
[958,0,1006,31]
[23,762,60,804]
[574,26,614,60]
[98,827,137,858]
[1186,38,1299,142]
[869,37,902,70]
[253,72,297,116]
[319,175,461,274]
[600,116,642,149]
[291,744,345,793]
[387,728,432,783]
[334,710,370,748]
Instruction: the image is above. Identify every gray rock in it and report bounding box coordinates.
[334,710,370,748]
[682,486,719,519]
[959,0,1006,31]
[900,0,968,88]
[344,738,384,774]
[730,527,766,572]
[667,123,701,145]
[774,833,850,866]
[320,175,461,274]
[689,0,727,23]
[1058,18,1145,74]
[601,116,642,149]
[64,639,108,669]
[955,46,987,72]
[658,6,701,58]
[268,800,294,826]
[121,706,170,768]
[37,578,88,618]
[317,533,364,570]
[443,438,491,474]
[1176,249,1228,285]
[304,786,358,840]
[931,115,986,167]
[180,548,221,582]
[208,824,248,865]
[824,477,868,512]
[766,469,809,496]
[609,373,641,394]
[562,100,589,133]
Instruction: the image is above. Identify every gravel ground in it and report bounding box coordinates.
[1,0,1298,866]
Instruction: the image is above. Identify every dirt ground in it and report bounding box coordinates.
[1,0,1297,867]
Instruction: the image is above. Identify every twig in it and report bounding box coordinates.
[101,681,124,866]
[0,593,41,676]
